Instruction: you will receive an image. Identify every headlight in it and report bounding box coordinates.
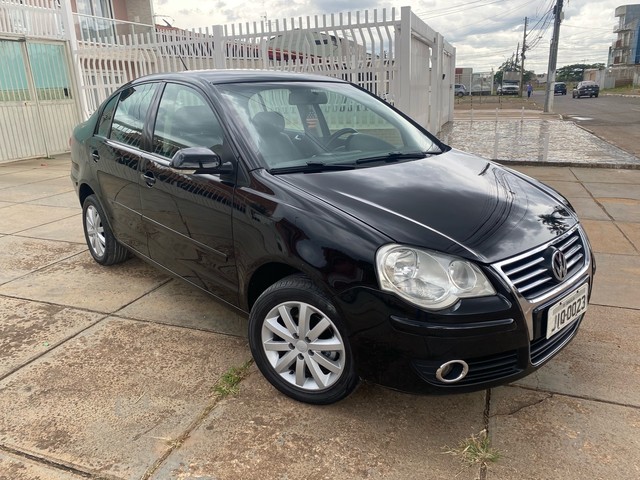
[376,245,496,310]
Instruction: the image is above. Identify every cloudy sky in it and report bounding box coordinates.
[152,0,621,73]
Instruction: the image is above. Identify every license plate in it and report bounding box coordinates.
[546,284,589,339]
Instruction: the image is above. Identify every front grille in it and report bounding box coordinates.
[500,228,586,300]
[413,350,522,387]
[530,317,581,365]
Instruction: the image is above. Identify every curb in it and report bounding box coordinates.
[494,158,640,170]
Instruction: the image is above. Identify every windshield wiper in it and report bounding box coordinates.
[355,151,433,165]
[269,161,356,174]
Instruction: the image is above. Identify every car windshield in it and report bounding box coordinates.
[215,81,442,172]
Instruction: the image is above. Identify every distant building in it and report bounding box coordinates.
[608,4,640,65]
[454,67,472,90]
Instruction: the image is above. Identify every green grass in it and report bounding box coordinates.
[213,360,253,397]
[446,429,501,468]
[601,85,640,95]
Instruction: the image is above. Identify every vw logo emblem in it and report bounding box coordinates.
[551,248,568,282]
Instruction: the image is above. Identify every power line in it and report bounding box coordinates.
[414,0,509,19]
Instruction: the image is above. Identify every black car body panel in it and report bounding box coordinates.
[71,70,595,398]
[277,150,578,264]
[573,81,600,98]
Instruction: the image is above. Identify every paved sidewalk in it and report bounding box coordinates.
[0,146,639,479]
[442,110,640,168]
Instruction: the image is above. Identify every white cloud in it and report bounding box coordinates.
[152,0,625,73]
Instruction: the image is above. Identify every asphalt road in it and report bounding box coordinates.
[549,93,640,157]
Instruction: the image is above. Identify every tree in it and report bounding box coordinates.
[556,63,605,83]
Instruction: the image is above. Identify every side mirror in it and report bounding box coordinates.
[170,147,232,173]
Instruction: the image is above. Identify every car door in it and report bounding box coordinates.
[139,81,238,305]
[90,82,159,255]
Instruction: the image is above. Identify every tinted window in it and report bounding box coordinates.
[152,83,224,159]
[247,88,304,133]
[110,83,158,148]
[97,94,119,137]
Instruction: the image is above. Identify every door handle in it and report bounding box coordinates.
[142,171,156,187]
[91,150,100,162]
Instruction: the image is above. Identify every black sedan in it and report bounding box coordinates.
[70,70,595,404]
[572,81,599,98]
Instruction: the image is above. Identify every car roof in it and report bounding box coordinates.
[130,69,348,85]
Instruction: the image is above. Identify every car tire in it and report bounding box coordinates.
[248,275,359,404]
[594,93,598,98]
[456,92,463,98]
[82,194,129,266]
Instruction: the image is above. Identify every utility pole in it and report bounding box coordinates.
[519,17,528,97]
[544,0,564,113]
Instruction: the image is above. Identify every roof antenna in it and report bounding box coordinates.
[161,18,189,71]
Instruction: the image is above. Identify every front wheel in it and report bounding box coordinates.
[82,194,129,266]
[248,275,359,404]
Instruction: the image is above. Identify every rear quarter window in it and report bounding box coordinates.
[110,83,158,149]
[96,94,119,138]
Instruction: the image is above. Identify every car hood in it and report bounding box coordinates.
[277,149,578,264]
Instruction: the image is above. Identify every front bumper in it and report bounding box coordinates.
[336,225,595,394]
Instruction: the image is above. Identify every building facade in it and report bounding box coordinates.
[609,4,640,65]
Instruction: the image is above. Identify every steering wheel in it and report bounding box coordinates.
[325,128,358,150]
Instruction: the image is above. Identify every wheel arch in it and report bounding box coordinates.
[246,262,303,311]
[78,183,95,207]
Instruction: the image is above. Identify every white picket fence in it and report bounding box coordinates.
[0,2,455,162]
[76,7,454,133]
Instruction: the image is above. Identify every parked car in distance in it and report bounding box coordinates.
[554,82,567,95]
[497,84,519,96]
[454,84,468,97]
[71,70,595,405]
[572,81,599,98]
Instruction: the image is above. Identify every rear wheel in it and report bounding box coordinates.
[82,195,129,266]
[249,275,359,404]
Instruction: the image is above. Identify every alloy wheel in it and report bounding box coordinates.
[260,301,346,391]
[85,204,106,258]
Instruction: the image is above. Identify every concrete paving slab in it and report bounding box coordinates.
[544,180,591,198]
[584,182,640,201]
[0,200,13,209]
[16,215,85,245]
[617,222,640,251]
[26,191,80,209]
[488,387,640,480]
[511,166,578,182]
[571,167,640,184]
[442,120,640,166]
[598,197,640,223]
[580,220,637,255]
[5,157,70,170]
[0,297,104,379]
[0,204,78,235]
[153,371,485,480]
[564,197,610,221]
[0,179,74,203]
[118,279,246,337]
[0,317,250,479]
[0,450,87,480]
[589,253,640,310]
[0,237,87,285]
[514,305,640,406]
[0,170,69,189]
[0,254,169,313]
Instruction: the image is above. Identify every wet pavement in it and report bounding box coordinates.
[442,110,640,167]
[1,118,640,480]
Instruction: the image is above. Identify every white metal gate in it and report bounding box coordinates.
[0,37,79,163]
